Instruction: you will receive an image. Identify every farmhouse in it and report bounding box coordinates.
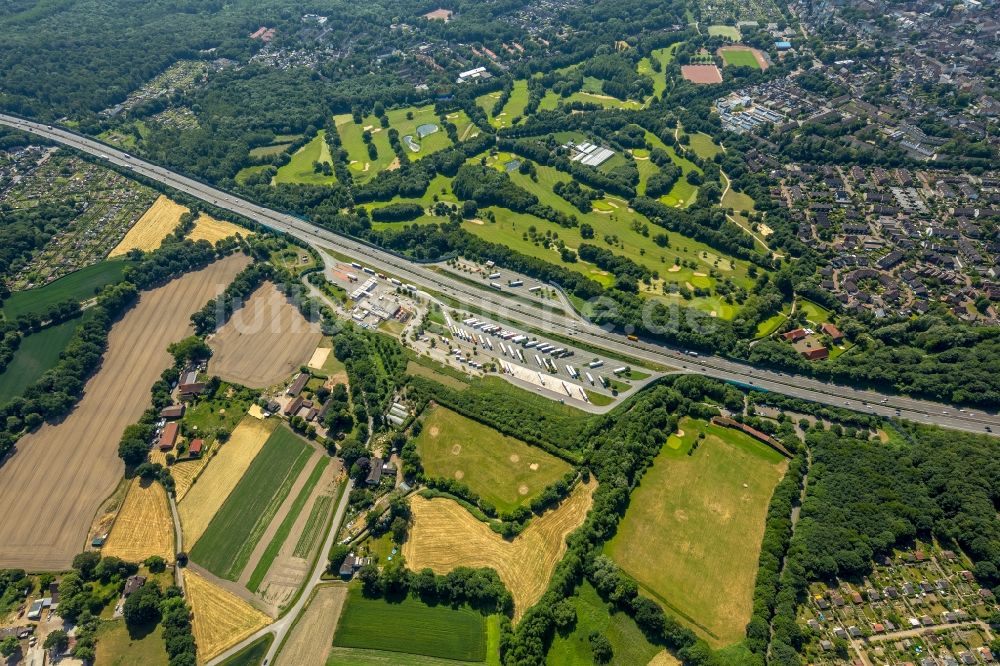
[285,396,305,416]
[188,438,204,457]
[802,346,829,361]
[160,404,185,420]
[159,422,179,452]
[366,457,384,486]
[178,382,206,400]
[339,553,372,579]
[287,372,309,397]
[781,328,808,342]
[123,575,146,597]
[820,322,844,342]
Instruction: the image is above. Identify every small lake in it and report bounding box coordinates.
[416,123,439,138]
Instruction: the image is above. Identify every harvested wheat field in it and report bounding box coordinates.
[179,416,277,545]
[185,569,271,663]
[0,253,250,570]
[170,452,213,501]
[208,281,322,388]
[101,478,174,564]
[187,214,248,245]
[276,584,348,666]
[404,479,596,618]
[109,195,188,256]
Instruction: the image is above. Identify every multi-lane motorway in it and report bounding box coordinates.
[3,113,997,435]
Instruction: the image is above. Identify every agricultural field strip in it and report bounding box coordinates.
[190,427,313,581]
[178,416,277,544]
[0,253,250,570]
[246,456,329,592]
[109,194,187,256]
[293,494,334,558]
[333,586,486,662]
[186,569,272,662]
[275,584,347,666]
[101,477,174,564]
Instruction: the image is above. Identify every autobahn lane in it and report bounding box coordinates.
[4,114,997,435]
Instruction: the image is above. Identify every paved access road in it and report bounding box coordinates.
[4,114,997,436]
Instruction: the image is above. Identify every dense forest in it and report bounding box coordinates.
[764,423,1000,664]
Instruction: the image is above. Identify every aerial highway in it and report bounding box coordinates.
[3,113,997,436]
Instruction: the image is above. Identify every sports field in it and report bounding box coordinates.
[719,47,763,69]
[0,254,250,570]
[707,25,741,40]
[414,405,572,512]
[1,259,129,320]
[190,426,313,580]
[333,585,487,662]
[273,131,337,185]
[186,570,271,662]
[208,281,322,388]
[109,195,187,256]
[334,114,394,183]
[680,64,722,84]
[179,415,278,544]
[605,417,788,647]
[445,109,479,141]
[643,131,703,208]
[101,477,174,564]
[547,581,663,666]
[0,316,83,403]
[404,479,596,617]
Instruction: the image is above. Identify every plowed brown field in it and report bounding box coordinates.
[207,281,322,388]
[0,253,250,569]
[403,479,596,618]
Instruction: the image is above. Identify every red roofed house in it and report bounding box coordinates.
[801,347,829,361]
[820,322,844,342]
[159,423,179,452]
[188,439,204,457]
[782,328,808,342]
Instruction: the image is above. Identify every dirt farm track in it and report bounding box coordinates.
[0,253,250,570]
